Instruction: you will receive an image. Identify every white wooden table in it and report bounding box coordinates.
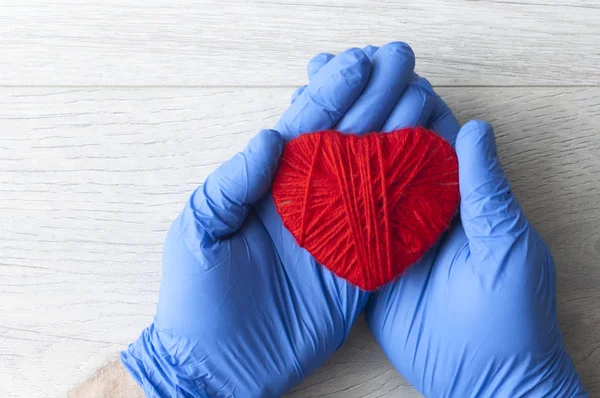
[1,1,599,397]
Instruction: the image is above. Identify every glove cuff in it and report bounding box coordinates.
[121,323,210,398]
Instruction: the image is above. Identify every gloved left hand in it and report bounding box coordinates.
[121,43,429,397]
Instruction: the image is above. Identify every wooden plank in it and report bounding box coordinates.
[488,0,599,7]
[0,0,599,87]
[1,87,599,397]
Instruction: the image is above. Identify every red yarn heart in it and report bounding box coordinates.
[272,127,459,291]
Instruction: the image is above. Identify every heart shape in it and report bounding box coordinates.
[272,127,459,290]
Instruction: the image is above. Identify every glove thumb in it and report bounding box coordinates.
[455,120,529,264]
[189,129,283,241]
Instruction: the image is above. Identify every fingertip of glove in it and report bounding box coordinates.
[255,129,284,156]
[385,41,414,54]
[310,52,335,63]
[307,53,334,76]
[306,47,371,94]
[338,47,371,70]
[380,41,415,63]
[463,119,493,133]
[362,45,379,59]
[257,128,282,140]
[458,120,495,145]
[290,85,306,104]
[456,120,498,161]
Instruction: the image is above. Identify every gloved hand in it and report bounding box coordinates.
[365,119,588,396]
[121,42,430,397]
[303,47,587,397]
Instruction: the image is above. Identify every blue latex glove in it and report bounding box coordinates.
[121,43,423,397]
[302,48,587,396]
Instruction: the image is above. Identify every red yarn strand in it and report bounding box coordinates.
[298,133,322,246]
[376,137,392,282]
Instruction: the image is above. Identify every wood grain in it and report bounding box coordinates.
[1,87,598,397]
[1,0,599,87]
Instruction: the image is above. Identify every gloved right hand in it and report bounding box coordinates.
[365,120,588,397]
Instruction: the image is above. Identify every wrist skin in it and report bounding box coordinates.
[68,358,144,398]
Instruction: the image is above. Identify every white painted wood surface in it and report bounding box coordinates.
[1,0,599,86]
[1,1,599,397]
[1,87,599,397]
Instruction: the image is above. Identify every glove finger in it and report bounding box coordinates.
[382,74,460,145]
[365,237,440,344]
[362,45,379,59]
[336,41,415,134]
[290,85,306,104]
[290,53,334,104]
[187,129,284,241]
[292,49,374,105]
[388,73,460,145]
[381,78,435,132]
[275,47,372,140]
[424,80,460,146]
[307,52,335,81]
[305,48,376,86]
[456,120,529,264]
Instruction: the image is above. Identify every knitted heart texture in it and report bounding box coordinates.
[272,127,459,291]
